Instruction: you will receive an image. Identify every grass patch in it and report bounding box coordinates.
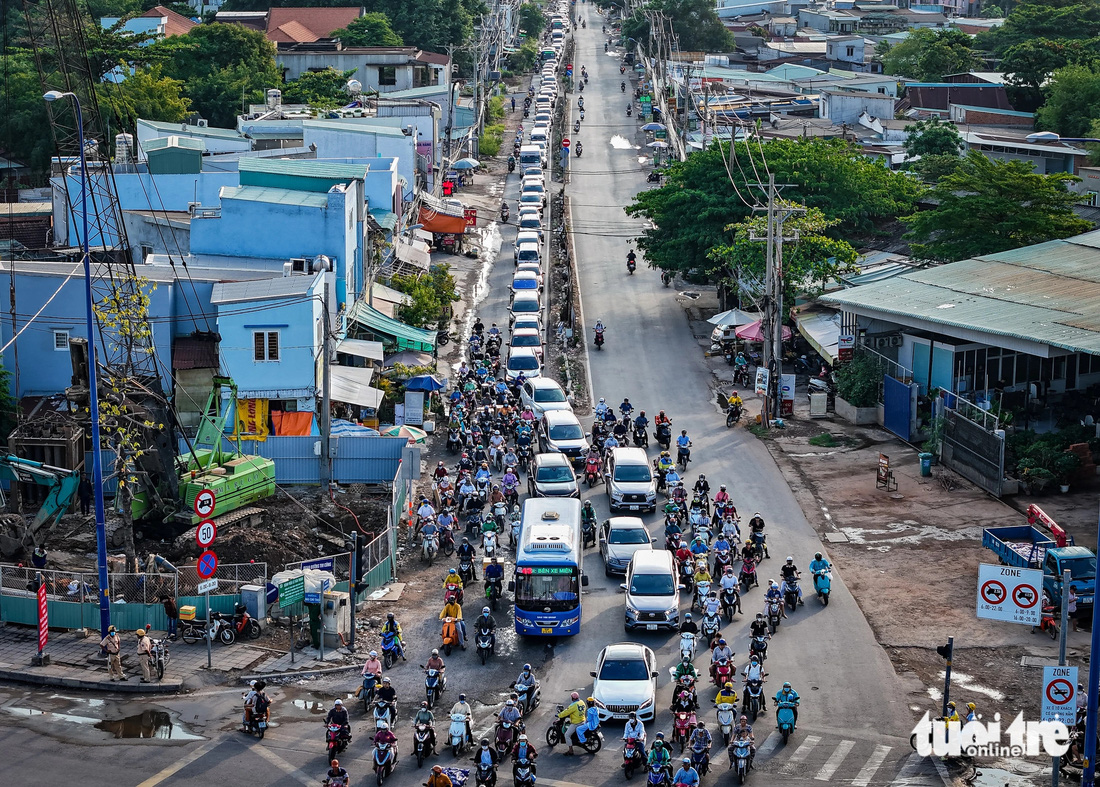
[747,423,771,439]
[808,432,840,447]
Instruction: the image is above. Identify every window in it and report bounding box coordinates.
[53,330,70,351]
[378,66,397,86]
[140,244,153,261]
[253,331,279,362]
[878,87,887,94]
[846,46,855,57]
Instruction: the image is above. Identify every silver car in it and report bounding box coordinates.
[599,517,654,576]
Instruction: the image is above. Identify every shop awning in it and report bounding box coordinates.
[335,338,384,361]
[794,306,841,365]
[349,300,436,353]
[369,208,397,231]
[394,237,431,270]
[323,366,385,409]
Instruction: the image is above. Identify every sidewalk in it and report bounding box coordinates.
[0,622,360,693]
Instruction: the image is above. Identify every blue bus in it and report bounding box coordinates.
[511,498,588,637]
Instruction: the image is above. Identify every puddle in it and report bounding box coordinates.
[969,766,1042,787]
[48,694,105,708]
[609,135,636,150]
[96,710,204,740]
[291,699,330,714]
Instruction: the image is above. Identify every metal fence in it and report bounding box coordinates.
[280,529,393,606]
[941,406,1006,497]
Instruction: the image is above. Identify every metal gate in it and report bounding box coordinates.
[882,375,912,441]
[941,408,1005,497]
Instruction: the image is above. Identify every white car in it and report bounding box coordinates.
[506,346,541,382]
[589,643,659,722]
[599,517,654,576]
[520,377,570,415]
[511,314,543,334]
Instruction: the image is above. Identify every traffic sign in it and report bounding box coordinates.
[195,520,217,549]
[1041,665,1078,723]
[266,582,279,605]
[196,550,218,579]
[194,489,216,518]
[562,138,570,148]
[197,578,219,594]
[976,563,1042,625]
[278,575,305,606]
[302,557,335,572]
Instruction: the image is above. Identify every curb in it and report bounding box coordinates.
[239,663,362,684]
[0,668,183,693]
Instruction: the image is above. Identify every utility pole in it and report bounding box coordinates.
[320,278,332,491]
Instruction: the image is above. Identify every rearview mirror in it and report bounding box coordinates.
[590,671,597,677]
[619,583,627,591]
[677,584,686,590]
[581,575,589,587]
[651,671,660,678]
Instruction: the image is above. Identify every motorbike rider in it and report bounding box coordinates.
[595,397,610,419]
[634,410,649,435]
[361,650,383,682]
[452,693,473,744]
[664,467,682,491]
[425,764,452,787]
[619,397,634,418]
[325,759,350,787]
[689,721,712,763]
[689,536,709,559]
[414,700,437,751]
[376,676,398,720]
[511,733,539,777]
[674,756,701,787]
[677,430,692,462]
[775,682,800,726]
[381,613,405,660]
[702,590,722,620]
[809,552,831,580]
[577,696,601,744]
[719,567,742,614]
[648,735,673,775]
[715,681,739,708]
[693,474,711,503]
[623,711,647,745]
[729,716,756,767]
[439,602,465,649]
[516,663,538,702]
[710,638,734,678]
[693,560,712,588]
[499,698,523,727]
[679,612,699,637]
[781,557,804,606]
[558,692,587,755]
[581,500,598,533]
[727,389,744,410]
[626,250,637,269]
[764,580,787,619]
[743,656,767,711]
[576,141,583,156]
[325,699,351,740]
[749,613,769,640]
[426,648,446,679]
[476,606,496,636]
[457,538,479,581]
[485,557,505,587]
[473,738,500,769]
[655,410,671,427]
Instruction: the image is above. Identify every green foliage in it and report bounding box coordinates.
[808,432,839,447]
[98,64,190,125]
[912,154,963,184]
[0,362,16,442]
[904,117,963,159]
[519,2,545,35]
[1008,425,1100,481]
[281,67,358,107]
[489,94,505,121]
[879,28,977,81]
[355,0,487,60]
[621,0,734,53]
[625,138,921,275]
[509,40,540,72]
[151,23,280,128]
[331,13,404,46]
[479,122,505,157]
[1037,63,1100,137]
[904,150,1092,262]
[0,51,55,176]
[85,18,162,80]
[982,4,1004,15]
[709,206,860,299]
[835,352,885,408]
[389,264,457,328]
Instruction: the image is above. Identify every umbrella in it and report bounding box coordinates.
[647,141,669,149]
[641,122,666,132]
[382,424,428,443]
[736,319,792,342]
[405,374,445,392]
[707,307,761,326]
[452,158,481,169]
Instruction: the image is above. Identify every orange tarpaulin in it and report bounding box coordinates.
[271,410,314,436]
[418,204,467,234]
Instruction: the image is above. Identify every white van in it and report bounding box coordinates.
[605,447,657,512]
[518,145,542,169]
[516,241,541,266]
[515,230,541,257]
[622,550,680,632]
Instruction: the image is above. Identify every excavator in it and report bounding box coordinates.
[0,456,81,558]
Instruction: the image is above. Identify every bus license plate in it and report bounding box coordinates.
[646,624,658,631]
[541,627,553,634]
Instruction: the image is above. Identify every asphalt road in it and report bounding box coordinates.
[0,9,947,787]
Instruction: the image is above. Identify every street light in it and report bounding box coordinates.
[42,90,111,639]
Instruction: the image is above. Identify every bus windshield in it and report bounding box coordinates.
[514,568,580,612]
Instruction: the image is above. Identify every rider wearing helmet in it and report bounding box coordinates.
[558,692,587,755]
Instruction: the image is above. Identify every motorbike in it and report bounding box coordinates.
[576,143,583,158]
[486,576,503,611]
[483,530,499,560]
[621,81,626,91]
[573,120,580,133]
[458,558,476,587]
[738,561,758,592]
[648,171,663,183]
[783,577,801,611]
[693,580,712,613]
[546,704,603,752]
[475,625,496,665]
[677,442,691,470]
[440,528,457,557]
[424,667,446,709]
[326,723,351,757]
[750,530,769,559]
[422,531,439,566]
[813,570,831,606]
[231,603,262,640]
[713,549,733,576]
[381,630,403,668]
[766,599,783,634]
[582,518,597,549]
[690,741,710,777]
[515,680,541,714]
[633,424,648,447]
[584,455,601,487]
[777,702,798,743]
[679,631,697,662]
[726,403,743,428]
[508,160,516,173]
[514,757,536,787]
[671,711,696,753]
[449,712,471,756]
[646,763,670,787]
[447,429,463,453]
[373,738,398,786]
[474,761,497,787]
[491,500,508,532]
[495,719,520,754]
[662,272,671,288]
[730,737,753,783]
[701,611,722,644]
[733,364,751,388]
[626,104,632,117]
[678,560,695,594]
[1036,603,1059,640]
[413,722,435,767]
[362,674,379,712]
[655,423,672,450]
[712,658,733,689]
[743,678,764,721]
[373,699,396,730]
[501,206,510,223]
[623,737,646,779]
[716,702,736,746]
[749,634,769,662]
[509,514,521,547]
[594,328,605,350]
[150,636,170,680]
[180,611,236,645]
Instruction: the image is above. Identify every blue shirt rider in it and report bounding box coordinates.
[809,554,831,574]
[714,536,731,554]
[577,701,600,743]
[677,431,691,449]
[634,412,649,431]
[690,537,709,556]
[775,683,800,726]
[764,582,783,604]
[673,759,701,786]
[485,558,504,581]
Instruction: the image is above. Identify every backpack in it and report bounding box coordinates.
[254,692,271,715]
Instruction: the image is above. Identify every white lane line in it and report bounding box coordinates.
[815,739,855,781]
[134,738,221,787]
[755,730,781,759]
[251,740,316,786]
[852,743,892,786]
[892,752,928,784]
[780,734,821,773]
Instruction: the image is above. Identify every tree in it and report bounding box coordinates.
[981,4,1004,16]
[1001,38,1100,111]
[1037,63,1100,137]
[331,13,403,46]
[85,19,162,80]
[281,67,358,106]
[357,0,486,58]
[905,150,1091,262]
[880,28,977,81]
[97,64,190,126]
[151,23,279,128]
[0,51,54,176]
[509,39,539,72]
[709,207,860,300]
[518,2,545,36]
[621,0,734,53]
[625,138,921,274]
[904,117,963,159]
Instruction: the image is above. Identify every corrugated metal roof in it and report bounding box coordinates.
[239,157,370,181]
[819,231,1100,354]
[138,119,244,141]
[369,208,397,230]
[304,119,407,137]
[143,135,205,152]
[211,273,319,305]
[172,336,218,370]
[219,185,331,208]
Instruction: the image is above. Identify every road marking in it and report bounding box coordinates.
[755,730,781,759]
[134,738,221,787]
[852,743,892,786]
[780,734,821,773]
[815,739,855,781]
[250,739,315,785]
[892,752,939,785]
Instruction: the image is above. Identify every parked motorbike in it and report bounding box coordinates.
[150,636,170,680]
[1036,603,1059,640]
[180,612,235,645]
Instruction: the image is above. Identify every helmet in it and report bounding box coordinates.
[662,450,670,457]
[750,655,759,663]
[519,734,527,741]
[786,556,794,563]
[718,638,727,646]
[432,765,443,773]
[386,612,395,620]
[720,484,726,490]
[815,552,822,560]
[506,699,515,706]
[369,650,378,657]
[334,699,343,706]
[683,757,691,764]
[421,700,429,708]
[523,663,532,672]
[481,739,490,747]
[756,613,764,620]
[382,677,391,684]
[599,398,606,403]
[449,568,458,574]
[587,697,595,704]
[136,629,146,637]
[656,732,665,739]
[432,649,439,656]
[249,680,257,687]
[725,682,734,690]
[770,580,778,588]
[697,720,706,728]
[629,711,637,718]
[571,692,580,700]
[947,701,956,709]
[699,473,705,479]
[459,694,467,700]
[483,607,490,614]
[681,655,691,664]
[967,702,976,711]
[783,682,792,689]
[684,612,693,620]
[740,715,748,722]
[583,500,593,508]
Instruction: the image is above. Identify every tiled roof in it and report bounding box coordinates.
[272,20,320,43]
[141,5,196,37]
[265,7,360,43]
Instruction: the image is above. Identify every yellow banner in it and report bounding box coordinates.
[235,398,270,442]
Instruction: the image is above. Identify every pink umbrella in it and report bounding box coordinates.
[735,319,792,342]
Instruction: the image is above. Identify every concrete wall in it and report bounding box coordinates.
[821,91,895,125]
[302,123,417,198]
[276,52,445,93]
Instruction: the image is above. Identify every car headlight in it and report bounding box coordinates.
[625,608,639,620]
[666,606,679,617]
[592,698,607,709]
[561,615,579,627]
[639,698,654,709]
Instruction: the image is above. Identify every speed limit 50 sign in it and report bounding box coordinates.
[195,520,217,549]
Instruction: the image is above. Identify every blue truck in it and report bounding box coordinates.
[983,525,1096,616]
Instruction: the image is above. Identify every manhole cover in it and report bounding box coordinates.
[890,493,905,500]
[1020,656,1048,668]
[824,532,849,543]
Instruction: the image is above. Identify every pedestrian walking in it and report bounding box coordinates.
[101,625,124,680]
[136,629,154,683]
[78,474,92,517]
[1069,585,1080,631]
[511,96,516,112]
[160,594,179,639]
